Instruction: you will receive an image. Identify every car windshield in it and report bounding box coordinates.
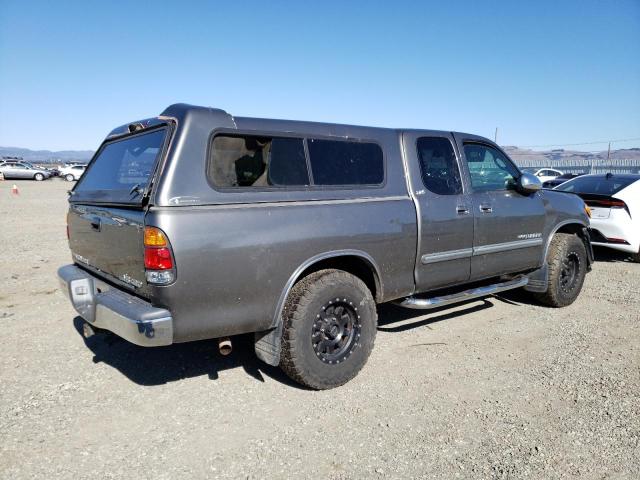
[555,175,638,195]
[73,128,167,204]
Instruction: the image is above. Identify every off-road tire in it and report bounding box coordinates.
[34,173,44,181]
[279,269,377,390]
[534,233,587,307]
[65,174,75,182]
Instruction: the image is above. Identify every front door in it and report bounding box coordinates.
[402,132,474,292]
[455,137,546,280]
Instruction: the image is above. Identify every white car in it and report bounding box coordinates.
[555,173,640,262]
[525,168,564,183]
[58,164,87,181]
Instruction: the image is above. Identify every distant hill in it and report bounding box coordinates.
[504,146,640,163]
[2,144,639,171]
[0,146,94,163]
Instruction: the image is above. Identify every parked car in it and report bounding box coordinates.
[523,168,564,183]
[555,173,639,261]
[0,160,53,181]
[58,104,593,389]
[58,164,87,181]
[542,173,582,189]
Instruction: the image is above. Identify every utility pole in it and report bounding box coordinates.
[494,127,498,143]
[607,142,611,161]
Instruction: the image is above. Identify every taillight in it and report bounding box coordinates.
[143,226,175,285]
[585,198,631,217]
[605,237,630,245]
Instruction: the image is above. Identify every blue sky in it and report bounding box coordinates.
[0,0,639,151]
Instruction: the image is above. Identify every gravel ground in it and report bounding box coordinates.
[1,180,639,479]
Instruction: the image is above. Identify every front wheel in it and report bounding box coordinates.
[34,173,44,181]
[279,269,377,389]
[533,233,587,307]
[65,174,75,182]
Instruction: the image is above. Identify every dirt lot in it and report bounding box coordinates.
[1,180,639,479]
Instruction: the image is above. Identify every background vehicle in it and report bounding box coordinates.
[0,160,53,181]
[556,173,640,261]
[523,167,564,183]
[542,173,582,189]
[58,164,87,181]
[58,104,592,389]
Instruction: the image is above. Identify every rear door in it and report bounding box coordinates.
[14,162,32,178]
[68,126,169,295]
[402,132,473,291]
[455,138,546,280]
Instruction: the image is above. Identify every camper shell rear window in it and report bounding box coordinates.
[72,127,168,204]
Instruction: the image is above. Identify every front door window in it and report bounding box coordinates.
[463,143,519,192]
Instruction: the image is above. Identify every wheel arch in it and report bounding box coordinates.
[271,250,383,329]
[543,220,592,265]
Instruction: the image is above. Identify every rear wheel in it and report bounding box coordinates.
[534,233,587,307]
[631,247,640,263]
[34,173,44,181]
[280,269,377,389]
[65,174,75,182]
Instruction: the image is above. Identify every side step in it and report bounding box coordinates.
[395,275,529,310]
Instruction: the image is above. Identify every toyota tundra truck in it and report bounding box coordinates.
[58,104,593,389]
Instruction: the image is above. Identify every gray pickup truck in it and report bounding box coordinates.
[58,104,593,389]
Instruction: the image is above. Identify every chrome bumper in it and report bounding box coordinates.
[57,265,173,347]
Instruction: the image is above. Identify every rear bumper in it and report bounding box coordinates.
[57,264,173,347]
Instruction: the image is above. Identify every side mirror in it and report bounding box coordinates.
[518,172,542,194]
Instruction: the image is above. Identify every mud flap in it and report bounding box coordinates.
[524,264,549,293]
[254,323,283,366]
[583,227,594,271]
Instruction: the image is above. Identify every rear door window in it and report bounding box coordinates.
[73,128,167,203]
[416,137,462,195]
[209,134,309,188]
[307,139,384,186]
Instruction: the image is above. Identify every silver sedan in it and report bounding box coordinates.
[0,161,53,181]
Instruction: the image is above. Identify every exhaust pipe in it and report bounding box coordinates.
[82,321,96,339]
[218,337,232,356]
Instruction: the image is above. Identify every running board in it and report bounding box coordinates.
[395,275,529,310]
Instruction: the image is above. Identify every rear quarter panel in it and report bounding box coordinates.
[146,200,417,342]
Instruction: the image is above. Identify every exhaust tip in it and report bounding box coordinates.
[218,337,232,356]
[82,321,96,339]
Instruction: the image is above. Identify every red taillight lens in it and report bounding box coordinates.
[143,226,174,271]
[587,199,626,208]
[606,237,630,245]
[144,247,173,270]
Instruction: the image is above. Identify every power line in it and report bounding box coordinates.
[518,137,640,148]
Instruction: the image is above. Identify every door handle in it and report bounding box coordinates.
[456,205,470,215]
[479,204,493,214]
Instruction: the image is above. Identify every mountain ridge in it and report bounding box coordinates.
[2,145,640,165]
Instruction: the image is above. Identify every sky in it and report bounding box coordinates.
[0,0,639,152]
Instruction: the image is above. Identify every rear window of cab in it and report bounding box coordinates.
[208,133,384,188]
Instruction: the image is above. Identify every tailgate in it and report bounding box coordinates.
[68,204,149,296]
